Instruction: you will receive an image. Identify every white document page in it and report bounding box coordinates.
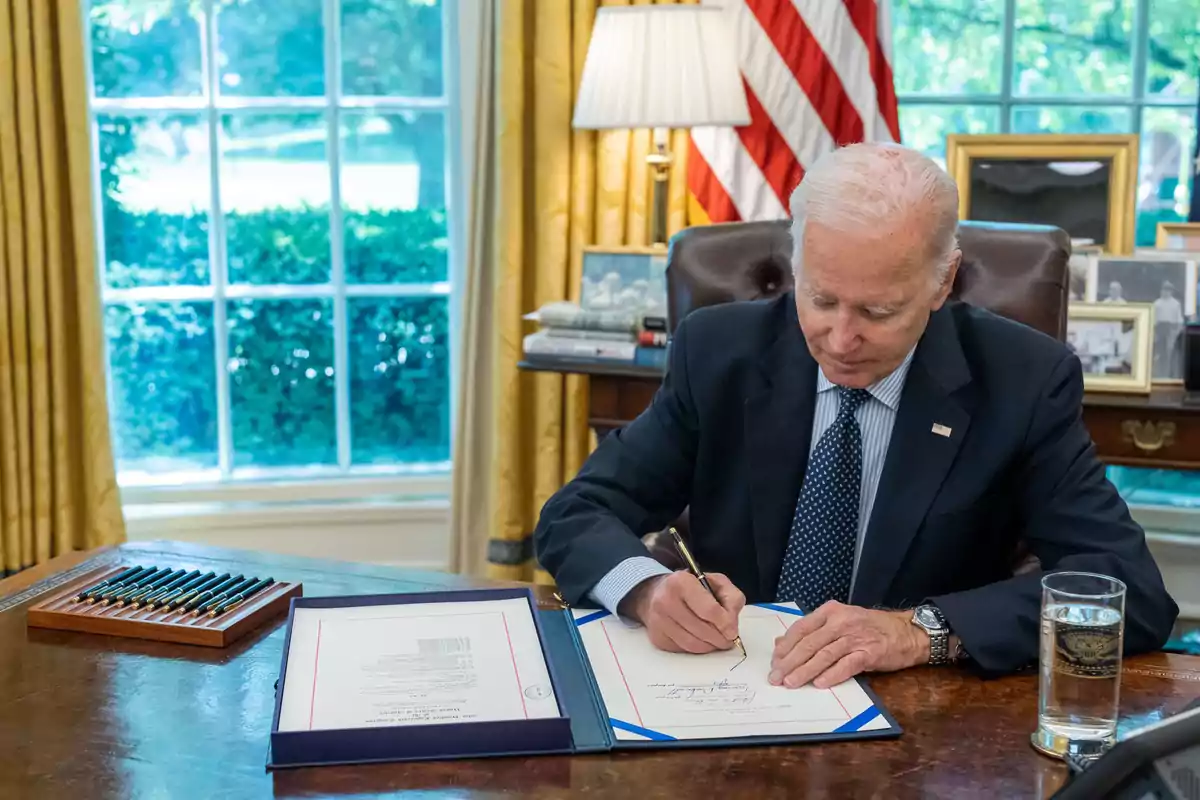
[574,603,892,741]
[277,598,560,732]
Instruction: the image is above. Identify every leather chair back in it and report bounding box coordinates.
[666,219,1071,340]
[642,219,1070,576]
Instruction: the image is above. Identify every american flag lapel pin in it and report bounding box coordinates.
[931,423,952,438]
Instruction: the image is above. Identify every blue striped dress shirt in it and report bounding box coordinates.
[588,348,916,618]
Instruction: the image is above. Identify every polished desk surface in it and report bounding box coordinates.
[3,542,1199,800]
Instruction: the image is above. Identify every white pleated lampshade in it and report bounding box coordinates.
[572,5,750,130]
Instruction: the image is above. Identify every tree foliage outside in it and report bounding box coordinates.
[893,0,1199,247]
[894,0,1200,509]
[90,0,450,475]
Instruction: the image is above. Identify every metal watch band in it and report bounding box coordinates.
[914,604,951,666]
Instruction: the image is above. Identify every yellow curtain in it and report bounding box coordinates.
[0,0,126,574]
[485,0,694,582]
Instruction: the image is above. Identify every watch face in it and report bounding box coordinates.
[915,607,942,629]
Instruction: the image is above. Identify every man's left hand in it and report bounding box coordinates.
[769,601,930,689]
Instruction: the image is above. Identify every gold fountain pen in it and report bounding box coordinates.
[668,526,746,660]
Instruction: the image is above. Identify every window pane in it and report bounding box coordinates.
[99,115,210,288]
[898,105,999,167]
[891,0,1003,95]
[1013,0,1134,96]
[341,0,443,97]
[1146,0,1200,97]
[1010,106,1132,134]
[228,300,336,467]
[89,0,203,98]
[1135,107,1197,247]
[106,302,218,473]
[220,114,331,284]
[350,298,450,464]
[342,112,448,283]
[216,0,324,97]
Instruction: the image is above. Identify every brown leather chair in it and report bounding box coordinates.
[643,218,1071,573]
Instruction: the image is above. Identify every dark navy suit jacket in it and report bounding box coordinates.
[533,294,1178,675]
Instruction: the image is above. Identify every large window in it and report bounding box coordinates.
[893,0,1199,247]
[87,0,455,486]
[893,0,1200,521]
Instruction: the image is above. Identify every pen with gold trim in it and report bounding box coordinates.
[206,577,274,618]
[145,571,215,610]
[185,574,248,615]
[668,526,746,659]
[74,565,146,603]
[165,572,230,612]
[138,570,208,609]
[192,575,257,616]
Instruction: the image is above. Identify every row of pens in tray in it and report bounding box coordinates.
[72,565,276,619]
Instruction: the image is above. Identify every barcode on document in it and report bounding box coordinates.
[417,637,471,655]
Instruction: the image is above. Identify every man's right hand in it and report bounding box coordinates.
[620,571,746,653]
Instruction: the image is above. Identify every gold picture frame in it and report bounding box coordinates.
[1066,303,1153,394]
[1155,222,1200,251]
[945,134,1139,255]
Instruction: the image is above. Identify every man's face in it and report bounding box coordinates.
[793,218,957,388]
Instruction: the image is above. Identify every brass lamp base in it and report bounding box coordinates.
[647,128,672,247]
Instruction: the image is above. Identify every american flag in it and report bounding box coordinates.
[688,0,900,223]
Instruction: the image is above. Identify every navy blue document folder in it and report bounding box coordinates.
[266,589,901,769]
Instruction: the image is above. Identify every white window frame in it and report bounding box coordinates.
[83,0,466,504]
[895,0,1197,131]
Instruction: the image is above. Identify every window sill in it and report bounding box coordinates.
[121,474,453,570]
[119,472,450,507]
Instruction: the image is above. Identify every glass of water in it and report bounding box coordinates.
[1032,571,1126,760]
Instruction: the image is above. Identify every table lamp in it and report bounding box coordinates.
[573,5,750,246]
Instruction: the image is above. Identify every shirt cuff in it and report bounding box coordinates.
[587,556,673,624]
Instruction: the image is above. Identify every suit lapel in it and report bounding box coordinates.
[744,296,817,601]
[852,306,973,609]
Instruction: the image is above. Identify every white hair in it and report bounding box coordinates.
[789,142,961,285]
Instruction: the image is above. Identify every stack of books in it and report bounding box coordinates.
[522,301,671,369]
[523,302,639,364]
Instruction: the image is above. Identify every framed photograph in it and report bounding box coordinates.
[1066,303,1153,394]
[1156,222,1200,252]
[1068,243,1101,302]
[578,245,668,317]
[945,134,1139,254]
[1093,253,1196,382]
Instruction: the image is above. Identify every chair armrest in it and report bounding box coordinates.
[640,530,687,571]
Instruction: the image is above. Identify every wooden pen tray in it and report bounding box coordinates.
[27,566,302,648]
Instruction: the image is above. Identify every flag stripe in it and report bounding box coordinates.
[745,0,863,146]
[842,0,901,141]
[735,0,835,176]
[691,125,788,221]
[789,0,880,140]
[735,78,805,211]
[687,137,741,224]
[688,0,899,224]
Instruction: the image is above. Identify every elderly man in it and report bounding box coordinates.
[533,143,1177,688]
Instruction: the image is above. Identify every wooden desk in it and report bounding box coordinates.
[521,360,1200,469]
[3,541,1199,799]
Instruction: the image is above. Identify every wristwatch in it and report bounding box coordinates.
[911,604,951,665]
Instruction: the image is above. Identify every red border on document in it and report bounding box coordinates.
[601,620,646,727]
[501,611,530,719]
[596,609,855,735]
[304,610,535,729]
[308,619,323,730]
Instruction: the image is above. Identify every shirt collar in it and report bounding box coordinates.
[816,347,915,412]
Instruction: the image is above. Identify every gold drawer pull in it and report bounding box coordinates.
[1121,421,1176,453]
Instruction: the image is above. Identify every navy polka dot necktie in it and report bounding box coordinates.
[775,386,872,610]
